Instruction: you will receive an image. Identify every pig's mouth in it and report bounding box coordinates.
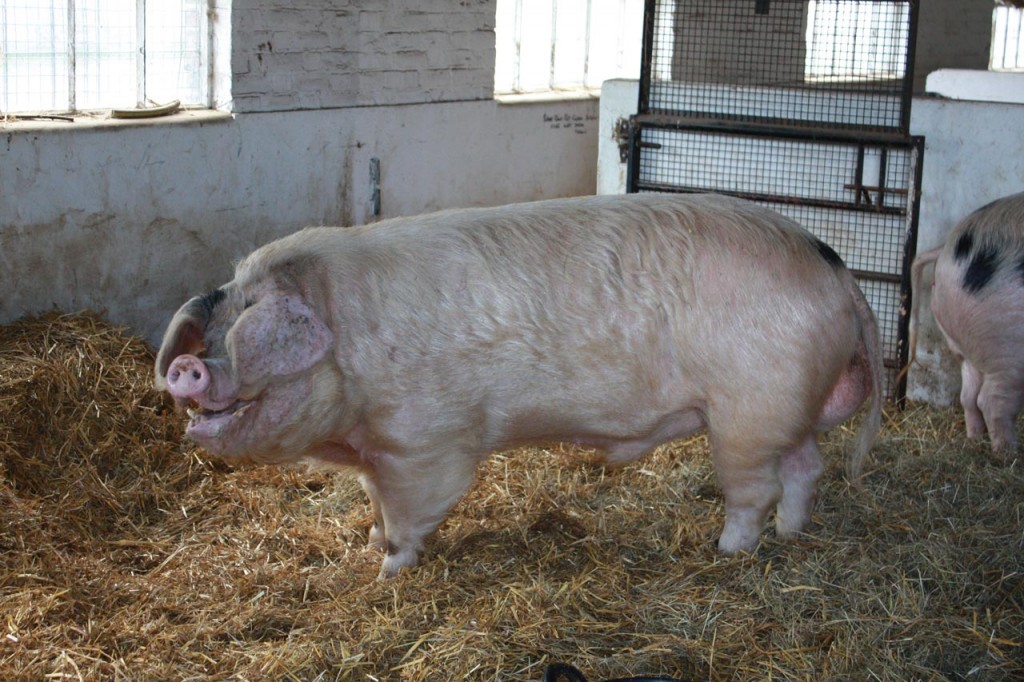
[184,399,256,437]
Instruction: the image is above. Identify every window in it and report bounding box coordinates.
[805,1,910,83]
[992,3,1024,71]
[494,0,643,96]
[1,0,208,114]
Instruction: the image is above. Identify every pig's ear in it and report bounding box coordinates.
[154,295,214,390]
[227,292,332,377]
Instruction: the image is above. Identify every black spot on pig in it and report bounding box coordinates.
[813,238,845,269]
[954,229,974,262]
[199,288,226,314]
[962,244,1000,294]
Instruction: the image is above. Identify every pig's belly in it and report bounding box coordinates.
[494,403,707,463]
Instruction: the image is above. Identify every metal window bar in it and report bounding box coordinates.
[68,0,75,111]
[549,0,557,89]
[582,0,593,87]
[136,0,145,107]
[512,0,524,92]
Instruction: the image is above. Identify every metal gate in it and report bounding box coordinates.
[626,0,924,402]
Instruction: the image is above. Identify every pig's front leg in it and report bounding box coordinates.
[358,473,388,551]
[360,451,481,579]
[775,435,825,539]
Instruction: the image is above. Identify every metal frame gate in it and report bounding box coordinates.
[626,0,924,402]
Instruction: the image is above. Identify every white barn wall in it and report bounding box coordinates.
[1,99,599,345]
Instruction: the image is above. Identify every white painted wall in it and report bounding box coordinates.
[597,78,1024,405]
[1,99,599,344]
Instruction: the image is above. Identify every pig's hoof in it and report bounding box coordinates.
[989,439,1017,462]
[378,548,420,579]
[367,523,387,551]
[717,524,761,556]
[774,506,812,539]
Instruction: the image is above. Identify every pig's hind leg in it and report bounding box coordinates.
[960,360,986,440]
[976,370,1023,455]
[710,431,784,555]
[774,435,824,539]
[361,452,481,579]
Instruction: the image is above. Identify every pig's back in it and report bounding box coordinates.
[277,195,855,443]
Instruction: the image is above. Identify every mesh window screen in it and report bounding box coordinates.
[629,0,923,401]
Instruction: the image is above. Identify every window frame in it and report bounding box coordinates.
[1,0,213,116]
[494,0,643,99]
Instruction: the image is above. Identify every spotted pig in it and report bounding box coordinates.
[909,191,1024,455]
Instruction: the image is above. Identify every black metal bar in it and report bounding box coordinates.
[843,183,908,197]
[630,113,919,147]
[632,181,909,218]
[900,0,921,134]
[636,0,657,116]
[854,144,867,207]
[849,269,902,285]
[878,147,889,209]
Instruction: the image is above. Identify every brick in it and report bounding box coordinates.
[232,0,499,111]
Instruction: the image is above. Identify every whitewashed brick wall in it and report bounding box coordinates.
[231,0,497,113]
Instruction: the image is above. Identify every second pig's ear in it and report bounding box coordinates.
[154,291,222,390]
[226,291,333,379]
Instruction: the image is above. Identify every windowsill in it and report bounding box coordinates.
[0,107,233,132]
[495,88,602,105]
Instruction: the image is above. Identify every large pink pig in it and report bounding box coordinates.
[155,193,882,578]
[909,191,1024,455]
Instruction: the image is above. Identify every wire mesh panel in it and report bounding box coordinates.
[641,0,916,134]
[628,0,923,401]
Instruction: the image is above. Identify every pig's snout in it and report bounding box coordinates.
[166,354,211,400]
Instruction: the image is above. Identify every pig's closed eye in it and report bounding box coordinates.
[244,299,255,310]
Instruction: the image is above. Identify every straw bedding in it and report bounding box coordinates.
[0,311,1021,680]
